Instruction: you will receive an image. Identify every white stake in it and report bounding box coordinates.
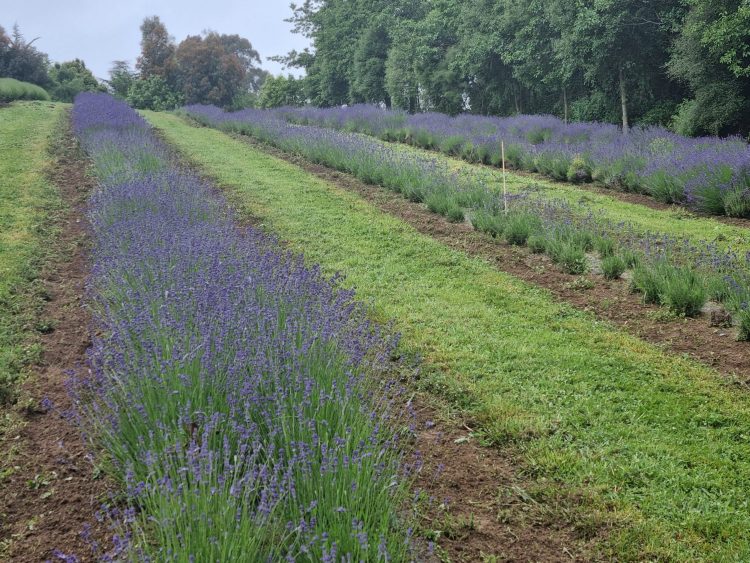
[501,140,508,215]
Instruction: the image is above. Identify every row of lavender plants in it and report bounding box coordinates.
[277,105,750,219]
[70,93,412,561]
[183,105,750,339]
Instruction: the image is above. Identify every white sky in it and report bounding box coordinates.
[0,0,310,80]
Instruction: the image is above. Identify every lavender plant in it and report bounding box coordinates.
[70,93,411,561]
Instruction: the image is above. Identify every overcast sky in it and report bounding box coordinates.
[1,0,310,80]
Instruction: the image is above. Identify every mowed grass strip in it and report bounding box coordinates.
[147,111,750,561]
[0,102,64,401]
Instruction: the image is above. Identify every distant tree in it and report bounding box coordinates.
[48,59,104,102]
[108,60,135,99]
[136,16,176,82]
[174,32,261,107]
[257,75,306,108]
[127,75,183,111]
[0,24,50,87]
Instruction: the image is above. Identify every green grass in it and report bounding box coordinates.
[0,102,64,401]
[0,78,50,102]
[147,110,750,561]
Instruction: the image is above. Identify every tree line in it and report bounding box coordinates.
[270,0,750,137]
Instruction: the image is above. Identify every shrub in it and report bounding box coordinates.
[660,267,706,317]
[566,155,592,183]
[403,184,425,203]
[471,210,506,238]
[631,262,706,316]
[127,76,184,111]
[527,234,547,254]
[619,248,641,269]
[426,192,464,222]
[631,264,662,304]
[504,213,540,246]
[647,171,686,204]
[723,186,750,218]
[548,239,589,274]
[594,236,616,258]
[0,78,50,102]
[601,255,626,280]
[440,136,465,155]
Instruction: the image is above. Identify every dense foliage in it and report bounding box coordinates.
[117,16,269,110]
[70,93,410,560]
[276,0,750,136]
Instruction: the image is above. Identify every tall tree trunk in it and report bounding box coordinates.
[619,67,629,134]
[563,85,568,124]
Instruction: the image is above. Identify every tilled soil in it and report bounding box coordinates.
[0,114,110,562]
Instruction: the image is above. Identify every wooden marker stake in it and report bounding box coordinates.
[501,140,508,215]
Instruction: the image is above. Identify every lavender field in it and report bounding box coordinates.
[6,2,750,561]
[184,104,750,340]
[68,93,411,561]
[279,105,750,219]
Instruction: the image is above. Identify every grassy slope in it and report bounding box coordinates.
[147,111,750,561]
[0,102,64,400]
[357,131,750,251]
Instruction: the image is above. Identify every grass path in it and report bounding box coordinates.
[148,111,750,561]
[0,102,64,400]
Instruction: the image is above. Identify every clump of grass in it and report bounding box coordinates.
[471,210,506,238]
[548,238,589,274]
[594,236,616,258]
[631,261,706,316]
[527,234,547,254]
[426,192,464,223]
[601,255,626,280]
[504,213,540,246]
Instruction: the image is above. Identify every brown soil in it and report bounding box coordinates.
[0,113,110,561]
[235,136,750,383]
[409,401,603,562]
